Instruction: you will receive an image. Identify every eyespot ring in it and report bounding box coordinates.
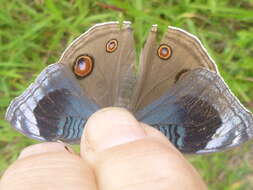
[157,44,172,60]
[73,55,94,78]
[106,39,118,53]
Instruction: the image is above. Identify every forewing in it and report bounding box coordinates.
[132,26,217,111]
[59,22,136,109]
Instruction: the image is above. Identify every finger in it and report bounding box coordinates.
[0,142,97,190]
[18,141,75,159]
[81,107,207,190]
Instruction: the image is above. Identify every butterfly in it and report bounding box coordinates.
[6,21,253,154]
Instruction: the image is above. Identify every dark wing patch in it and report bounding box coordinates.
[136,68,253,154]
[6,64,99,143]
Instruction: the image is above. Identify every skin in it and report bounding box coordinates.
[0,107,207,190]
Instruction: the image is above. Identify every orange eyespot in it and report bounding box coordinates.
[73,55,94,78]
[106,39,118,53]
[157,44,172,60]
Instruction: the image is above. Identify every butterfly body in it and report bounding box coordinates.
[6,21,253,154]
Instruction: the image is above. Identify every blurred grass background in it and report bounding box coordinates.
[0,0,253,189]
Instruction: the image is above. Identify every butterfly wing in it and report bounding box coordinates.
[135,68,253,153]
[131,25,217,111]
[59,21,136,109]
[5,63,99,143]
[6,21,137,142]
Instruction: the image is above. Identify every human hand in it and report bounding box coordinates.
[0,107,207,190]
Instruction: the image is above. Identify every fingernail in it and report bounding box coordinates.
[83,107,146,152]
[18,142,73,159]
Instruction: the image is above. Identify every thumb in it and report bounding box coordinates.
[80,107,207,190]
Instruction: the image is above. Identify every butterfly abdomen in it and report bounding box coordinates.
[114,65,137,110]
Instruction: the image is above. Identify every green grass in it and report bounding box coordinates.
[0,0,253,189]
